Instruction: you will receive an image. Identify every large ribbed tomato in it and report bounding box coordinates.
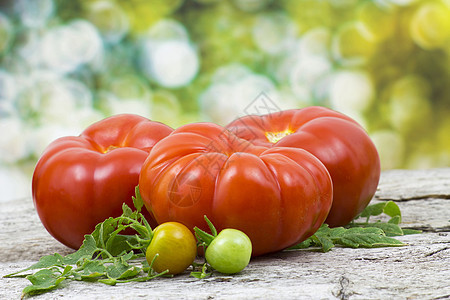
[226,106,381,227]
[139,122,333,256]
[32,114,173,249]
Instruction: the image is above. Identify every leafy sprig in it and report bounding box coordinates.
[289,201,421,252]
[189,216,219,279]
[5,186,168,298]
[6,194,422,297]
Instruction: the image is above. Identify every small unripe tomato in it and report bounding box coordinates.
[146,222,197,275]
[205,229,252,274]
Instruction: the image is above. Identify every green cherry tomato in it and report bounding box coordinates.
[146,222,197,275]
[205,229,252,274]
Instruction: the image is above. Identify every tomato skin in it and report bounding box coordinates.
[32,114,173,249]
[205,229,252,274]
[139,122,333,256]
[146,222,197,275]
[226,106,381,227]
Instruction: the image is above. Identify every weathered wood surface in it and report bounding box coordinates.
[1,168,449,299]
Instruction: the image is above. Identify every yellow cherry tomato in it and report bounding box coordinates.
[146,222,197,275]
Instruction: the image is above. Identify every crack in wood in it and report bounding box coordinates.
[432,294,450,300]
[403,225,450,233]
[375,194,450,201]
[425,247,450,257]
[332,276,353,300]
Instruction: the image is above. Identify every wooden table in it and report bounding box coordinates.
[1,169,449,299]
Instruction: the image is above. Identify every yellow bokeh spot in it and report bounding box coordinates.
[333,22,376,65]
[358,1,396,42]
[410,2,450,49]
[119,0,184,34]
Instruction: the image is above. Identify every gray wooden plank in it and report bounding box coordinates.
[1,168,449,299]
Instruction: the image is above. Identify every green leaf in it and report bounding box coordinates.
[22,269,67,295]
[289,224,406,253]
[368,221,404,237]
[105,257,137,280]
[132,185,144,213]
[287,238,313,250]
[97,218,118,252]
[193,227,215,247]
[8,186,174,296]
[384,201,402,222]
[33,254,66,268]
[122,203,134,218]
[388,215,401,225]
[358,202,386,219]
[402,228,422,235]
[333,227,405,248]
[190,263,212,279]
[204,215,217,237]
[105,229,137,257]
[129,223,151,238]
[98,278,117,286]
[193,215,217,247]
[77,259,106,279]
[357,201,402,223]
[64,235,99,265]
[313,231,335,252]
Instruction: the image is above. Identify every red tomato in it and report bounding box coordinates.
[32,114,173,249]
[226,106,381,227]
[139,122,333,256]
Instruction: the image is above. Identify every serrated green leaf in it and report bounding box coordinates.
[78,259,106,278]
[116,266,141,280]
[105,257,138,280]
[289,223,407,252]
[64,235,98,265]
[10,185,165,297]
[27,254,65,270]
[287,238,313,250]
[132,185,144,213]
[22,269,66,295]
[105,230,138,257]
[313,233,335,252]
[325,226,347,237]
[334,227,405,248]
[345,226,385,235]
[122,203,134,218]
[339,237,360,248]
[98,218,119,250]
[369,222,404,237]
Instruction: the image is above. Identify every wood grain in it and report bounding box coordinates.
[1,169,449,299]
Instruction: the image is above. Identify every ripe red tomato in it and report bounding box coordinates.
[226,106,381,227]
[139,122,333,256]
[32,114,173,249]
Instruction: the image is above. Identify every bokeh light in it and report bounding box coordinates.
[1,0,449,202]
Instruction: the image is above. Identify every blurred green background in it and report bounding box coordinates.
[1,0,449,201]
